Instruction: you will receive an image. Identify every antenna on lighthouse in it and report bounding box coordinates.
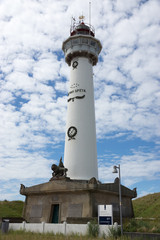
[89,1,91,27]
[70,16,76,35]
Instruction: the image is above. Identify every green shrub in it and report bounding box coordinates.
[87,220,99,238]
[123,218,160,233]
[108,226,121,239]
[124,219,138,232]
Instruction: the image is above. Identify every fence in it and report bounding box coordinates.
[9,221,116,236]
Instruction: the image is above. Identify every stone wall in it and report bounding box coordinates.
[21,178,136,223]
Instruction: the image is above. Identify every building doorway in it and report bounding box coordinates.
[51,204,59,223]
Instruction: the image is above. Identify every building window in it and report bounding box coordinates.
[81,38,88,44]
[90,40,96,46]
[65,41,71,49]
[72,39,79,45]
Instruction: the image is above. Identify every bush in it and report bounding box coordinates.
[123,218,160,233]
[108,226,121,239]
[87,220,99,237]
[124,219,138,232]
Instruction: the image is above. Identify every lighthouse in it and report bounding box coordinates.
[20,17,137,224]
[62,17,102,180]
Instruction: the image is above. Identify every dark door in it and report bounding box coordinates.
[51,204,59,223]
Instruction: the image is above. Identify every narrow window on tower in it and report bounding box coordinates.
[72,39,79,45]
[90,40,96,46]
[66,41,71,50]
[82,38,88,44]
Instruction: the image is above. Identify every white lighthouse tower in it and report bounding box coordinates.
[62,17,102,180]
[20,16,137,225]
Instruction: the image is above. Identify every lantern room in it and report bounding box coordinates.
[70,21,95,37]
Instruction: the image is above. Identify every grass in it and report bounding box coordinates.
[0,231,66,240]
[0,230,139,240]
[122,192,160,233]
[123,218,160,233]
[133,192,160,218]
[0,200,24,218]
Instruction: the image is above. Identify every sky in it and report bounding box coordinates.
[0,0,160,201]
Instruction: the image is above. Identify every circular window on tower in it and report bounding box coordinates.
[72,61,78,69]
[67,126,77,140]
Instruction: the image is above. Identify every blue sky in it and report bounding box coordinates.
[0,0,160,200]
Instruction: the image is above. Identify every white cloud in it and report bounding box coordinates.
[98,149,160,188]
[94,0,160,142]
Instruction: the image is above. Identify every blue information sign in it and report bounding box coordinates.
[99,216,112,225]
